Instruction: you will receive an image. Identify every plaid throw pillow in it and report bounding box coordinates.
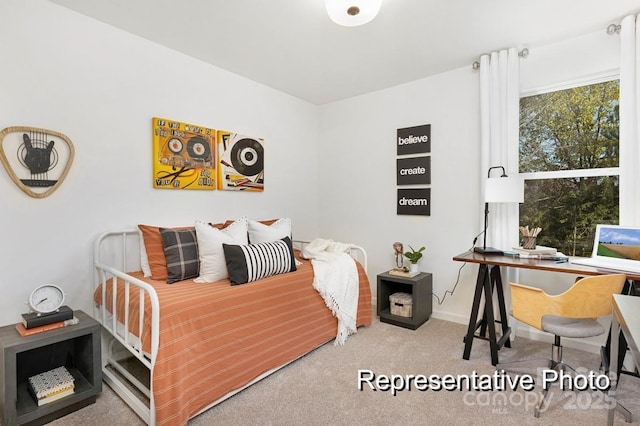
[160,228,199,284]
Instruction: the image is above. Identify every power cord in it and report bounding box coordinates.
[471,230,484,251]
[432,261,466,305]
[431,232,481,305]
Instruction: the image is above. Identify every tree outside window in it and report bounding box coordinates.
[519,80,619,256]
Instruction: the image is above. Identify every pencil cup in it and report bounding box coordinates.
[522,236,537,250]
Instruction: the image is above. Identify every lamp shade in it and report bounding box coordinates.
[485,176,524,203]
[325,0,382,26]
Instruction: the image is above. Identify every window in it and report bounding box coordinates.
[519,79,619,256]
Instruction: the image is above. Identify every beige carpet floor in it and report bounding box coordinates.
[47,316,639,425]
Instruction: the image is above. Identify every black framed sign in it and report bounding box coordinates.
[397,156,430,185]
[397,188,430,216]
[397,124,430,155]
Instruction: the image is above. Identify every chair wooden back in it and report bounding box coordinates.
[510,274,626,330]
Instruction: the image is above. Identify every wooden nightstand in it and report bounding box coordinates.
[377,272,432,330]
[0,310,101,425]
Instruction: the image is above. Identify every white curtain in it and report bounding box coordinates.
[479,48,520,250]
[619,14,640,226]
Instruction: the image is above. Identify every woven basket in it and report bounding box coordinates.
[389,292,412,318]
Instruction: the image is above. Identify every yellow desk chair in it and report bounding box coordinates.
[497,273,626,417]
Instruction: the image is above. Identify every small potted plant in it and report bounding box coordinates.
[404,245,425,274]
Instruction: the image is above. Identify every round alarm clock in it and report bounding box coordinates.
[28,284,65,314]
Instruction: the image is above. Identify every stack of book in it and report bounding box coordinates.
[508,246,568,261]
[28,366,75,406]
[511,245,557,258]
[15,317,79,337]
[21,306,73,329]
[16,306,77,337]
[388,268,420,278]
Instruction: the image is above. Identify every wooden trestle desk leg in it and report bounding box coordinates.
[492,265,512,351]
[462,264,512,366]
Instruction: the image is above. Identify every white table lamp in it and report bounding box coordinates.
[474,166,524,254]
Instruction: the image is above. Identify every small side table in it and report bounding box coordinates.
[377,272,432,330]
[0,310,102,426]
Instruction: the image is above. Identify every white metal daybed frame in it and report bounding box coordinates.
[93,230,368,425]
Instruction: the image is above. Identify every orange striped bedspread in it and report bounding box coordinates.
[95,256,372,426]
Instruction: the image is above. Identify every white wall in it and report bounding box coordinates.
[318,28,623,352]
[521,30,621,92]
[0,0,320,325]
[318,67,482,323]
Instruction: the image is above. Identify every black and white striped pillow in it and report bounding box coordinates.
[222,237,297,285]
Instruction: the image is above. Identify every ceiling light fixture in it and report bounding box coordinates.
[325,0,382,27]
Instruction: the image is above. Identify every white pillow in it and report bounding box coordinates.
[248,218,292,244]
[195,217,249,283]
[139,228,151,277]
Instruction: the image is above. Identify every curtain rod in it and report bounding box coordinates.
[471,22,622,71]
[471,48,529,70]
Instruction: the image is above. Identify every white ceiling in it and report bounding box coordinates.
[49,0,639,105]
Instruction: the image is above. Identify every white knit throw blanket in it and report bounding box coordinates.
[302,238,359,345]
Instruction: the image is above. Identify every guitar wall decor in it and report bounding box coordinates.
[0,126,74,198]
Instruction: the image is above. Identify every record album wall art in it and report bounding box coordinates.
[152,117,216,190]
[217,130,264,191]
[0,126,74,198]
